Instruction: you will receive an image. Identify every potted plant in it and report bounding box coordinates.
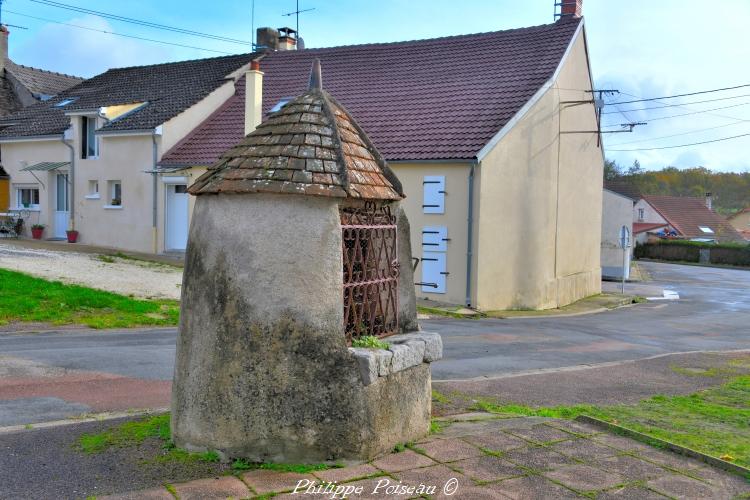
[111,198,121,206]
[31,224,45,239]
[66,229,79,243]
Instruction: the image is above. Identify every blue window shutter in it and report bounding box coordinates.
[421,251,446,293]
[422,226,448,252]
[423,175,445,214]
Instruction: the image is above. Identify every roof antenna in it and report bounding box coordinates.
[308,58,322,91]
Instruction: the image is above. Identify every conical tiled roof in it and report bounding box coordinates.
[189,61,403,200]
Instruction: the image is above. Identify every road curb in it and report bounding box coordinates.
[0,408,169,435]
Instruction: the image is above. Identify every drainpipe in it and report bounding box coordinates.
[465,159,477,307]
[61,133,75,231]
[151,131,158,254]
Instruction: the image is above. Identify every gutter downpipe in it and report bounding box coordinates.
[61,133,75,231]
[465,159,477,307]
[151,131,158,254]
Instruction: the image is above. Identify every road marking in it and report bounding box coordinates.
[0,407,169,435]
[646,289,680,301]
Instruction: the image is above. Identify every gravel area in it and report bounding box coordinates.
[0,243,183,300]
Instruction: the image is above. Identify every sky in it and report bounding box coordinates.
[3,0,750,173]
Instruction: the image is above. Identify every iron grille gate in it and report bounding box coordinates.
[341,202,399,343]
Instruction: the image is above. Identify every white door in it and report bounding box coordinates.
[54,173,69,239]
[166,184,189,251]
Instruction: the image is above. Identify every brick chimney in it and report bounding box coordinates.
[0,26,9,75]
[560,0,583,17]
[277,27,297,51]
[245,60,263,136]
[255,27,298,52]
[705,192,713,211]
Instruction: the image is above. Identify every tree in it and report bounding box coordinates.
[603,159,622,181]
[627,159,643,175]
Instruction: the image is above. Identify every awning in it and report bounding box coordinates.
[20,161,70,172]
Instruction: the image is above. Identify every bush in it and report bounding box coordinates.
[636,240,750,266]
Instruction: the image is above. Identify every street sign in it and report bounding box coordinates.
[619,225,631,249]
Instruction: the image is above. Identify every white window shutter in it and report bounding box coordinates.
[421,252,446,293]
[422,226,448,252]
[423,176,445,214]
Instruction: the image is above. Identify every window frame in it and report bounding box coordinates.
[104,180,122,209]
[15,186,40,210]
[81,116,100,159]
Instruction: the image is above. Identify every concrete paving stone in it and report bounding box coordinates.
[274,477,385,499]
[546,420,604,437]
[507,424,577,444]
[634,448,707,471]
[438,412,505,422]
[487,475,582,499]
[595,485,671,499]
[171,476,251,499]
[593,454,672,480]
[687,466,750,496]
[437,419,523,438]
[241,469,316,495]
[543,464,626,492]
[371,449,437,472]
[501,445,578,472]
[647,474,731,499]
[391,464,473,499]
[417,437,484,462]
[99,487,174,500]
[549,438,621,461]
[313,463,380,483]
[449,455,526,482]
[591,433,655,453]
[462,431,528,452]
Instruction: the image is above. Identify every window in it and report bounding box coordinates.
[81,116,99,159]
[699,226,714,234]
[16,187,40,209]
[105,180,122,208]
[54,97,78,108]
[269,98,292,113]
[637,208,644,221]
[423,175,446,214]
[86,180,100,199]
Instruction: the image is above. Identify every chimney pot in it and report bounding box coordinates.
[705,192,713,210]
[560,0,583,18]
[250,60,260,71]
[245,62,264,136]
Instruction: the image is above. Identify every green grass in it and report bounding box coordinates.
[0,268,179,328]
[351,335,389,349]
[231,460,332,473]
[78,414,171,453]
[475,375,750,468]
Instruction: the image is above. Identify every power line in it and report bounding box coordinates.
[601,92,750,115]
[608,83,750,105]
[602,101,750,128]
[617,90,749,124]
[25,0,250,46]
[5,10,234,54]
[607,132,750,152]
[607,120,750,147]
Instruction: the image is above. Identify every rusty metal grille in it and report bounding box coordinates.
[341,202,399,343]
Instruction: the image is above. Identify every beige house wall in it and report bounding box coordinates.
[389,162,473,306]
[728,210,750,233]
[474,26,602,310]
[634,199,667,225]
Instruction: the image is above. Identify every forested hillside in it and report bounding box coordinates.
[604,160,750,215]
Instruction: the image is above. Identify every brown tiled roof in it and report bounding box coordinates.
[6,60,82,98]
[633,222,668,235]
[161,17,582,165]
[604,181,641,201]
[0,53,254,138]
[189,62,402,201]
[642,195,744,242]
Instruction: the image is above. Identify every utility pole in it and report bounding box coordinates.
[283,0,315,37]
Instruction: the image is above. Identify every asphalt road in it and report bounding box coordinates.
[1,261,748,426]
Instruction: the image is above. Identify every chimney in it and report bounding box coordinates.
[245,60,263,136]
[0,26,9,75]
[705,192,713,211]
[559,0,583,18]
[256,27,279,52]
[277,27,297,51]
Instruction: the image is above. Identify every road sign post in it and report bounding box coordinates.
[619,225,631,293]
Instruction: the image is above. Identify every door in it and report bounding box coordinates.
[54,173,69,239]
[165,184,189,251]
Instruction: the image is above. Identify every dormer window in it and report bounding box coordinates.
[81,116,99,159]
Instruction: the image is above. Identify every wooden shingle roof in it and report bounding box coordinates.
[189,61,402,201]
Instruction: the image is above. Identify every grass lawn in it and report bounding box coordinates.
[468,373,750,468]
[0,268,179,329]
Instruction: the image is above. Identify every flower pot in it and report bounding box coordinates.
[31,228,44,239]
[66,230,79,243]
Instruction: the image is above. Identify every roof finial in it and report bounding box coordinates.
[308,58,322,91]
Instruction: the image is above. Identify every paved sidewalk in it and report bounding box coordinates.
[102,414,750,499]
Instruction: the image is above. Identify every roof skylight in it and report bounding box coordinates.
[54,98,78,108]
[269,98,292,113]
[699,226,714,234]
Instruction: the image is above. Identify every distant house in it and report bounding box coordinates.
[633,194,743,243]
[727,208,750,241]
[0,3,604,310]
[0,26,82,117]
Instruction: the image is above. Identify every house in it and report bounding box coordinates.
[727,208,750,241]
[0,53,255,248]
[1,1,602,310]
[601,189,633,279]
[633,194,744,244]
[160,3,603,310]
[0,26,82,117]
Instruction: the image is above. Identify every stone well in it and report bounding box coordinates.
[171,60,441,462]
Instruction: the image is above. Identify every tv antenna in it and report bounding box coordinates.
[283,0,314,37]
